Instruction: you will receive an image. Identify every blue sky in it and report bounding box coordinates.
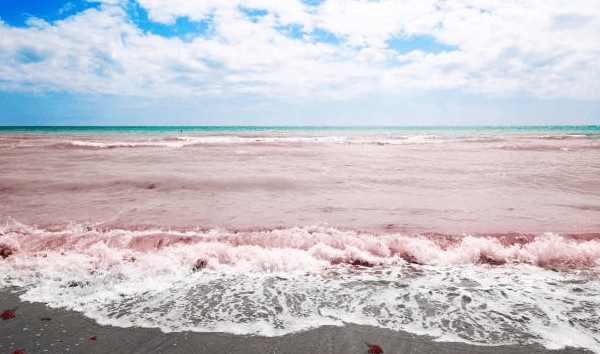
[0,0,599,125]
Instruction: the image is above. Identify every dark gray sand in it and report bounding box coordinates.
[0,290,592,354]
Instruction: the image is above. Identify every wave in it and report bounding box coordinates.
[58,140,197,149]
[1,222,599,352]
[2,131,598,151]
[52,137,345,149]
[40,135,449,149]
[0,175,303,195]
[3,135,597,151]
[538,134,590,140]
[461,136,506,143]
[498,143,600,151]
[1,223,599,272]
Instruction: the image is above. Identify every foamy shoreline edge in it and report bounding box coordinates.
[0,288,592,354]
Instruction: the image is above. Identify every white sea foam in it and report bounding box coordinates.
[1,222,599,352]
[69,140,193,148]
[58,135,449,149]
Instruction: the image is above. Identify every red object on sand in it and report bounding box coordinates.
[368,344,384,354]
[90,336,98,340]
[40,317,52,321]
[1,309,16,320]
[11,349,25,354]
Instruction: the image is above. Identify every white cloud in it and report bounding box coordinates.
[0,0,598,100]
[314,0,440,47]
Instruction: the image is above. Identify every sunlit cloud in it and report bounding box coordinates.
[0,0,599,101]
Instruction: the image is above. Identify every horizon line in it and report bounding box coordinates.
[1,125,599,128]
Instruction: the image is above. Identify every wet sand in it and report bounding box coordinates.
[0,289,592,354]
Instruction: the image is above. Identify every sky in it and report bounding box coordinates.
[0,0,599,126]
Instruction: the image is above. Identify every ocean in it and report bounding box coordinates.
[0,126,599,352]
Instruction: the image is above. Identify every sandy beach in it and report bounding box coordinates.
[0,289,592,354]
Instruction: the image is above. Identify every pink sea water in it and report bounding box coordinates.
[0,127,599,351]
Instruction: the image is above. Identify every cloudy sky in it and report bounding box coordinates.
[1,0,599,125]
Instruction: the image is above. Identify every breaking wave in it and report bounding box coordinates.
[1,223,600,270]
[1,222,600,353]
[23,135,449,149]
[0,224,600,272]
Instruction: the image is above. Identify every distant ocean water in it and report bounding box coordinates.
[1,126,599,352]
[1,125,599,133]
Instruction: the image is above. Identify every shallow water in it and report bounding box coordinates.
[0,127,599,352]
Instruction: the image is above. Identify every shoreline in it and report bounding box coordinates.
[0,289,592,354]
